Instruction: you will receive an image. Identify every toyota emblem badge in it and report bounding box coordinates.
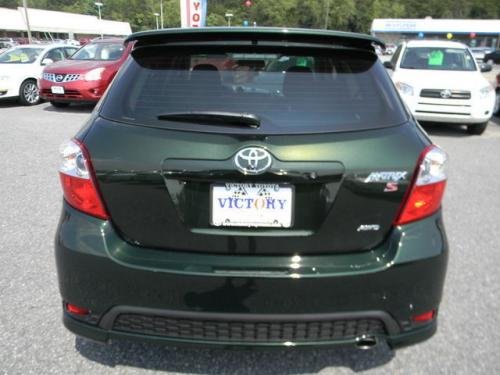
[234,147,272,175]
[440,89,452,99]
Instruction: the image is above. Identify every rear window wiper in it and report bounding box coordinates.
[157,111,261,128]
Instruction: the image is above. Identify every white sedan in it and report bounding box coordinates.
[0,44,78,105]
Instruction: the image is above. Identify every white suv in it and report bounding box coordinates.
[385,40,495,135]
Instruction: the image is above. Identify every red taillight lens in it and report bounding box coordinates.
[65,303,90,316]
[411,309,436,324]
[58,139,108,220]
[394,145,448,226]
[395,181,446,225]
[59,173,108,219]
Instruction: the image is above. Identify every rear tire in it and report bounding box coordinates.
[466,122,488,135]
[18,79,40,106]
[50,101,70,108]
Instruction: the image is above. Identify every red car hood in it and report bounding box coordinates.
[43,59,117,74]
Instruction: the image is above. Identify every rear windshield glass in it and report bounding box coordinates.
[71,42,124,61]
[100,46,407,134]
[400,47,476,71]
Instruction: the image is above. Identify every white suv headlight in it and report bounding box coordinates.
[479,85,493,99]
[395,81,414,96]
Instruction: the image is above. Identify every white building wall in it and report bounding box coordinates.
[0,7,131,36]
[371,19,500,34]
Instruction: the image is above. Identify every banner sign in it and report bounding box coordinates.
[180,0,207,28]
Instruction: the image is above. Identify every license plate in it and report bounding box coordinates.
[211,183,293,228]
[51,86,64,94]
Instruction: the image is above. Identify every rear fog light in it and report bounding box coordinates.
[65,303,90,316]
[411,309,436,324]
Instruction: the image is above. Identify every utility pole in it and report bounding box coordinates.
[160,0,164,29]
[95,2,103,39]
[22,0,32,44]
[324,0,330,29]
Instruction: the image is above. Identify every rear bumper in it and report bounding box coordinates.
[0,85,19,99]
[55,203,448,348]
[63,306,437,349]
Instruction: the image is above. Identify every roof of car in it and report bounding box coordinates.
[12,43,68,49]
[90,37,125,43]
[126,27,385,49]
[405,40,467,49]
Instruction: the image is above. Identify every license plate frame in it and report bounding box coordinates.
[51,86,65,94]
[210,182,294,228]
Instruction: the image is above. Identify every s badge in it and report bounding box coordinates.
[384,182,399,192]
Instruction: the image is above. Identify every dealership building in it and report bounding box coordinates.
[0,7,131,40]
[371,18,500,48]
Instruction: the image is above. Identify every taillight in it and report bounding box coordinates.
[394,145,448,225]
[58,139,108,220]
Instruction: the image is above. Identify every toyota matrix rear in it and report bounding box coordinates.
[55,28,448,350]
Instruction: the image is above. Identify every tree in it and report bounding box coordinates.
[324,0,356,30]
[0,0,19,8]
[206,13,226,26]
[1,0,498,32]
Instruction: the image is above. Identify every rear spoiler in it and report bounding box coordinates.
[126,27,385,51]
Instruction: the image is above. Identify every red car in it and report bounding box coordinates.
[40,38,132,107]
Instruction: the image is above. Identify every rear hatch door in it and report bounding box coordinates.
[84,30,427,255]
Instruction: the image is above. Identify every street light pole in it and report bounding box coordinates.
[160,0,164,29]
[22,0,32,44]
[225,12,233,27]
[324,0,330,29]
[95,2,103,39]
[154,13,160,30]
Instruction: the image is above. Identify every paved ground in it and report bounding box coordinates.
[0,98,499,374]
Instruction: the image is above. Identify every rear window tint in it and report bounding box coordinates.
[100,46,407,134]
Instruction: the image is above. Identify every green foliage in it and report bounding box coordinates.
[0,0,498,32]
[0,0,19,7]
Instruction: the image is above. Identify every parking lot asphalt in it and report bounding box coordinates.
[1,100,500,374]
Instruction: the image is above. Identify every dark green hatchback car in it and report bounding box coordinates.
[56,27,448,350]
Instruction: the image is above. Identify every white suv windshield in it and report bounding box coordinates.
[400,47,476,71]
[0,48,43,64]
